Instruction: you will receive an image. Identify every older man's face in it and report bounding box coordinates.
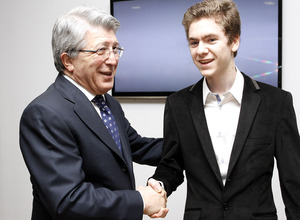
[67,26,120,95]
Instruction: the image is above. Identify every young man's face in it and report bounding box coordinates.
[188,17,239,80]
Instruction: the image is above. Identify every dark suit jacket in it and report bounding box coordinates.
[152,73,300,220]
[20,73,162,220]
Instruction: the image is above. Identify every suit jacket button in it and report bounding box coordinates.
[223,203,229,210]
[121,164,128,172]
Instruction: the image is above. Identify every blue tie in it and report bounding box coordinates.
[92,95,122,153]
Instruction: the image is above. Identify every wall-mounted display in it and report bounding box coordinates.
[111,0,282,97]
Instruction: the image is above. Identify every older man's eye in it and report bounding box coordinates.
[96,47,108,55]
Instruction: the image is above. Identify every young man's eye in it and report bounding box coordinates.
[189,41,199,47]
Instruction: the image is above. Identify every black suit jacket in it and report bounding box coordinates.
[20,73,162,220]
[152,73,300,220]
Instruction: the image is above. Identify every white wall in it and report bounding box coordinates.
[0,0,299,219]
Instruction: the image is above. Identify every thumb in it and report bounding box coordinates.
[148,178,163,193]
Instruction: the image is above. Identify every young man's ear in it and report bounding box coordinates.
[231,34,240,53]
[61,52,74,73]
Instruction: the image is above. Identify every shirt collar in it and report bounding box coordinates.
[63,74,98,102]
[203,67,244,105]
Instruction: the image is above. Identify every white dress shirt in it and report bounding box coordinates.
[63,74,103,117]
[203,68,244,185]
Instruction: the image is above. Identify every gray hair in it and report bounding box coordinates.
[52,5,120,72]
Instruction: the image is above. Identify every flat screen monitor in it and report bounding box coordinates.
[111,0,282,97]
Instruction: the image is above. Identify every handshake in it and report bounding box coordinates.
[137,179,168,218]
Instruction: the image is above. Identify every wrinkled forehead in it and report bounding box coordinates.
[84,26,119,47]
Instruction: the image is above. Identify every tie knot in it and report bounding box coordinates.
[94,95,104,102]
[92,95,106,107]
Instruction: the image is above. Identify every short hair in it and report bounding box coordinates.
[182,0,241,57]
[51,5,120,72]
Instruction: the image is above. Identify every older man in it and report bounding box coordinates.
[20,5,167,220]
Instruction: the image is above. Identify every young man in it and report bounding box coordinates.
[20,5,167,220]
[150,0,300,219]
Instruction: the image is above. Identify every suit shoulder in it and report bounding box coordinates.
[168,84,196,100]
[25,84,56,107]
[22,83,71,119]
[242,73,289,97]
[256,80,290,96]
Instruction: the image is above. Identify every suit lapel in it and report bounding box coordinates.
[74,94,124,157]
[227,74,261,177]
[55,74,125,160]
[188,79,223,186]
[188,75,261,186]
